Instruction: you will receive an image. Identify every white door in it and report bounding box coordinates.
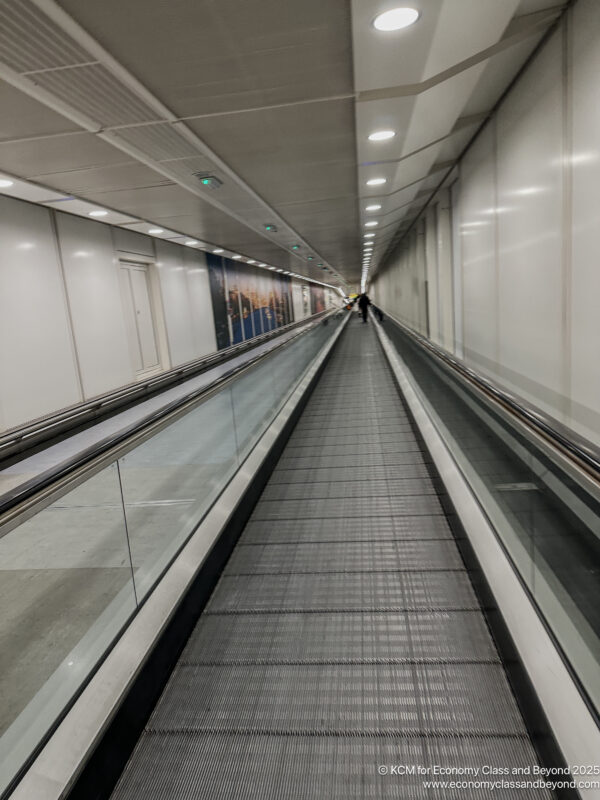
[120,263,160,376]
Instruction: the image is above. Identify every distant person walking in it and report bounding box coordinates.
[357,292,371,323]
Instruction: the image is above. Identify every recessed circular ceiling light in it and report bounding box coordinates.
[257,262,266,266]
[366,177,387,186]
[185,239,198,245]
[364,233,376,238]
[247,259,256,264]
[373,7,419,31]
[232,255,242,260]
[213,248,224,254]
[368,130,395,142]
[88,209,108,217]
[148,228,163,234]
[365,204,382,211]
[0,178,14,188]
[365,221,379,227]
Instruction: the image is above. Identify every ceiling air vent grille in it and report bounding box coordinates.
[0,0,89,72]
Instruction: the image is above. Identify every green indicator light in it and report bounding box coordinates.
[292,244,300,250]
[307,256,314,261]
[317,263,323,267]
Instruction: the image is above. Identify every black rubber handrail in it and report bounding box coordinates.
[0,311,329,463]
[0,311,339,521]
[384,313,600,481]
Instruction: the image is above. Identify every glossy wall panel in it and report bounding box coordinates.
[183,248,217,358]
[0,197,81,429]
[570,0,600,442]
[155,240,203,367]
[459,124,497,371]
[56,213,134,397]
[495,30,564,409]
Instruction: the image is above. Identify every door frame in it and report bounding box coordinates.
[118,258,170,379]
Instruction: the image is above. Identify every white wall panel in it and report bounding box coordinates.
[291,281,304,320]
[424,205,440,344]
[184,249,217,358]
[155,240,196,366]
[0,198,81,429]
[56,213,134,397]
[113,228,155,258]
[436,191,455,351]
[450,181,463,358]
[459,123,497,371]
[570,0,600,443]
[495,30,564,412]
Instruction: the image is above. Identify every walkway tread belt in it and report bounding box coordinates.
[111,317,552,799]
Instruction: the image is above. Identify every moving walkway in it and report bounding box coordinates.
[1,310,598,800]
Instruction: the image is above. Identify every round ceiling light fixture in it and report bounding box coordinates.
[373,7,419,31]
[366,177,387,186]
[213,248,224,254]
[365,221,379,227]
[364,233,376,238]
[88,209,108,217]
[185,240,198,245]
[365,204,382,211]
[0,178,14,188]
[148,228,163,234]
[368,130,395,142]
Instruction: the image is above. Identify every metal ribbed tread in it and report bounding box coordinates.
[206,571,480,613]
[260,477,439,500]
[180,612,499,663]
[249,495,445,520]
[113,734,551,799]
[224,540,465,574]
[241,516,455,543]
[148,663,525,735]
[276,451,432,469]
[110,317,552,799]
[269,463,433,482]
[282,441,429,456]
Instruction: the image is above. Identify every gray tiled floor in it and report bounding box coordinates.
[111,317,552,800]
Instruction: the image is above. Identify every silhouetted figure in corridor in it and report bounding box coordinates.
[357,292,371,323]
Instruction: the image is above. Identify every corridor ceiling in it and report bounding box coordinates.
[0,0,566,288]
